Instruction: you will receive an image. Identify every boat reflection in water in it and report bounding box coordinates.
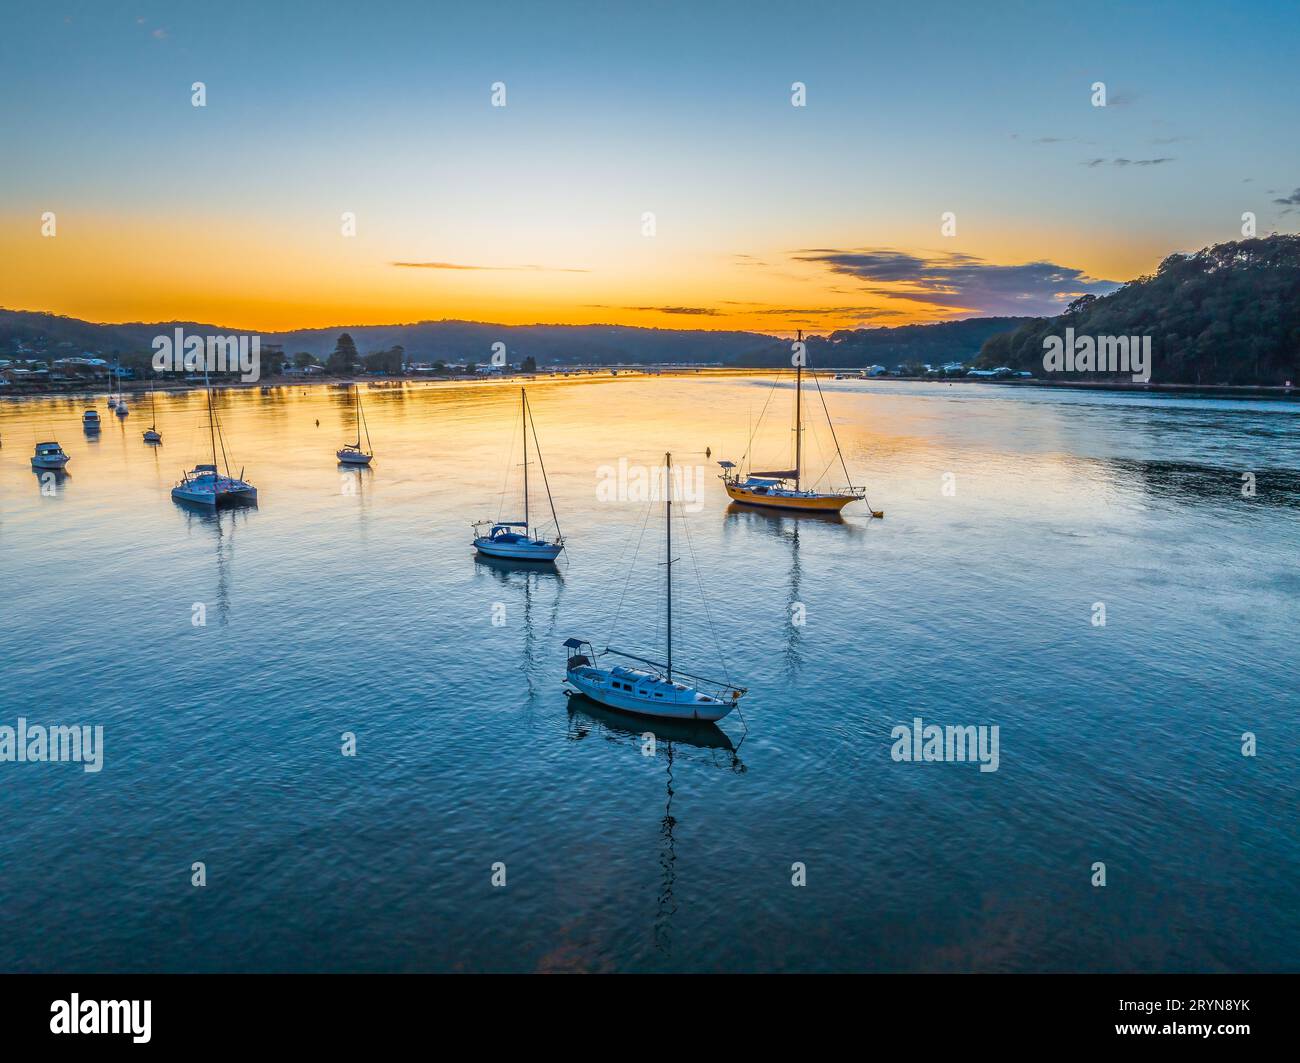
[565,691,745,956]
[174,502,255,628]
[475,550,564,706]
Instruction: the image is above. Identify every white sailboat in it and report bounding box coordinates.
[143,390,161,443]
[336,384,373,465]
[473,388,564,562]
[563,452,748,722]
[171,377,256,507]
[114,365,129,417]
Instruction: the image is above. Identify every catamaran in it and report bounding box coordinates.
[336,384,373,465]
[31,442,71,469]
[563,452,748,722]
[472,388,564,562]
[718,329,882,516]
[143,390,161,443]
[171,378,256,507]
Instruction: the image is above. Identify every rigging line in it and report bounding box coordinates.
[496,403,521,524]
[525,392,563,545]
[810,366,858,493]
[738,370,783,469]
[212,394,234,478]
[605,493,655,649]
[677,495,732,687]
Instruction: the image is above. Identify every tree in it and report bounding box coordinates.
[327,333,359,374]
[521,355,537,373]
[363,347,404,374]
[293,351,318,369]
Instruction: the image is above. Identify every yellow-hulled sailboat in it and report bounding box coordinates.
[719,330,883,517]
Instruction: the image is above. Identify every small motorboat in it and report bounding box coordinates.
[31,442,71,469]
[83,409,101,430]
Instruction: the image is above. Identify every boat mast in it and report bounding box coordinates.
[524,390,563,548]
[665,450,672,682]
[360,388,371,453]
[353,385,362,449]
[205,372,218,470]
[794,329,803,491]
[521,387,529,535]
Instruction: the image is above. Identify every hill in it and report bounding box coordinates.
[739,318,1033,369]
[976,235,1300,385]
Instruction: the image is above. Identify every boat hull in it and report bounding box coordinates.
[336,450,373,465]
[565,668,735,722]
[473,537,561,562]
[724,482,857,512]
[171,483,258,507]
[31,457,70,470]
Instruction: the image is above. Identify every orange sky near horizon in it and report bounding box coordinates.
[1,208,1162,336]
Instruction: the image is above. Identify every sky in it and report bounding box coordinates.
[1,0,1298,335]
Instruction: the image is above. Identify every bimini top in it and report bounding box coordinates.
[563,637,589,649]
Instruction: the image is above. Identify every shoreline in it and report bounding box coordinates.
[1,368,1296,402]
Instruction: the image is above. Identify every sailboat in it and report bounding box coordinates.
[718,330,882,516]
[114,365,129,417]
[106,360,118,410]
[336,384,373,465]
[171,377,257,507]
[563,452,748,722]
[143,390,162,443]
[472,388,563,561]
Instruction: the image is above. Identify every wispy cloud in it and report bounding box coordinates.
[1272,188,1300,205]
[587,305,719,316]
[792,248,1121,316]
[1083,157,1175,167]
[721,302,891,317]
[392,261,589,272]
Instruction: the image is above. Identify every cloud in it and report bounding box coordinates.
[792,248,1121,317]
[586,305,719,315]
[630,306,718,316]
[392,261,588,272]
[719,301,900,317]
[1084,157,1175,167]
[1272,188,1300,205]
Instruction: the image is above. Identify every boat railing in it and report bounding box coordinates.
[603,646,747,700]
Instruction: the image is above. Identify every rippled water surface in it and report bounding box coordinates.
[1,376,1296,972]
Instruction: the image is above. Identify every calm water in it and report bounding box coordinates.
[1,376,1297,972]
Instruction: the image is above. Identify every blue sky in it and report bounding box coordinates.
[2,0,1297,330]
